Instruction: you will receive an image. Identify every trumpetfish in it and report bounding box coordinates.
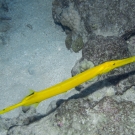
[1,56,135,114]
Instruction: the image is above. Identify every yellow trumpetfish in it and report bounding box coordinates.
[1,56,135,114]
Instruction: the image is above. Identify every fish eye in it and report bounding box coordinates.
[113,63,115,65]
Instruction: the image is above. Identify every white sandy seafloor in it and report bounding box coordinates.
[0,0,81,118]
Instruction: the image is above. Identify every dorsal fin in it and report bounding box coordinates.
[29,89,35,94]
[26,89,35,97]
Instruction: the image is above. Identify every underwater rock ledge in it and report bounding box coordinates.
[4,86,135,135]
[52,0,135,51]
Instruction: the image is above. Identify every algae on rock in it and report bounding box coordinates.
[65,33,72,50]
[71,35,84,53]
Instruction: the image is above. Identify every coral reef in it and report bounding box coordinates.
[1,0,135,134]
[81,35,135,93]
[71,58,98,90]
[52,0,135,93]
[4,88,135,135]
[51,1,135,133]
[52,0,135,48]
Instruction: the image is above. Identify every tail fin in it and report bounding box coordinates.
[0,102,23,114]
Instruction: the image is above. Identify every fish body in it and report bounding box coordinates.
[1,56,135,114]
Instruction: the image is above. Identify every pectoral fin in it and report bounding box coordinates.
[29,89,35,95]
[33,102,40,108]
